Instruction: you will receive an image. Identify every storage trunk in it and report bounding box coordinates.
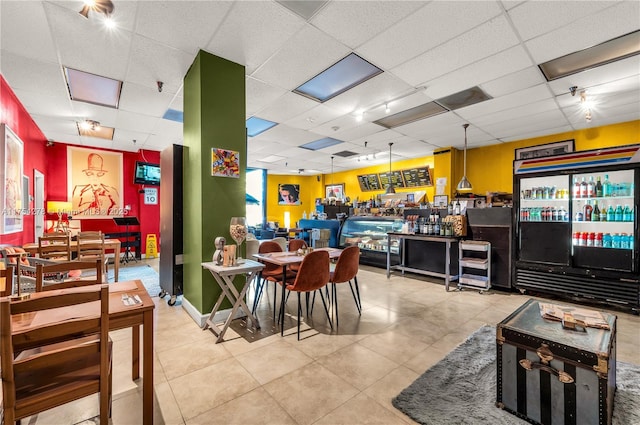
[496,299,617,425]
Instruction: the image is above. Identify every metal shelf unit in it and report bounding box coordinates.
[458,240,491,292]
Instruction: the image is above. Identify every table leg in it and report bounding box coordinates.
[445,240,451,291]
[222,271,261,329]
[386,234,391,278]
[132,325,140,380]
[280,265,287,336]
[142,309,154,425]
[113,242,121,282]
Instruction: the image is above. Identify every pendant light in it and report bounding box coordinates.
[385,142,396,194]
[456,124,473,191]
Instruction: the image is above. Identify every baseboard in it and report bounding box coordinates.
[181,296,246,328]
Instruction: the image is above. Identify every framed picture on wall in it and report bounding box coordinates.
[68,146,123,218]
[278,183,301,205]
[211,148,240,178]
[515,139,574,160]
[325,183,344,199]
[0,123,24,234]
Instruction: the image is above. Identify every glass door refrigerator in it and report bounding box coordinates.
[513,144,639,312]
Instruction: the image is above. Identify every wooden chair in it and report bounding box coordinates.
[0,264,14,297]
[0,247,59,294]
[328,246,362,326]
[76,231,109,278]
[35,259,103,292]
[252,241,296,318]
[281,250,332,340]
[38,233,72,261]
[0,283,112,424]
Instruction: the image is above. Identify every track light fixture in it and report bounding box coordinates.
[80,119,101,131]
[385,143,396,194]
[456,124,473,192]
[79,0,115,19]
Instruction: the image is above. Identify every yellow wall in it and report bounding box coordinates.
[467,120,640,195]
[266,119,639,223]
[266,174,322,227]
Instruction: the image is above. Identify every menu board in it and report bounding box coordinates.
[357,174,382,191]
[378,170,406,188]
[402,167,433,187]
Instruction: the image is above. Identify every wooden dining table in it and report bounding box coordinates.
[253,247,343,335]
[8,279,155,425]
[23,238,122,281]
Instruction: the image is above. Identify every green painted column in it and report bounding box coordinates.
[183,50,246,314]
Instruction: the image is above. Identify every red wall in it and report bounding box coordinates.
[1,75,161,253]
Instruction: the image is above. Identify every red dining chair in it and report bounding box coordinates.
[282,250,332,340]
[287,239,308,273]
[328,246,361,326]
[253,241,296,320]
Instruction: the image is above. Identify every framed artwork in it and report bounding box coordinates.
[0,124,24,234]
[325,183,344,199]
[515,139,574,160]
[211,148,240,178]
[278,183,301,205]
[68,146,123,218]
[433,195,449,208]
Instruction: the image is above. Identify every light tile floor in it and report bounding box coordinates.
[11,260,640,424]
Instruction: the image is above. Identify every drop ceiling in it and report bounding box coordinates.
[1,1,638,175]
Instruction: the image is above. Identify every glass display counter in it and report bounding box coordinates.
[339,216,403,267]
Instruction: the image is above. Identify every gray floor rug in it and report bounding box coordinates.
[392,325,640,425]
[109,264,161,298]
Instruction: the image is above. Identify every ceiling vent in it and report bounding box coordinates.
[373,102,448,129]
[333,150,358,158]
[436,86,492,110]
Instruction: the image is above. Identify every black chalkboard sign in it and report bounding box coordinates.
[357,174,382,191]
[402,167,432,187]
[379,170,405,188]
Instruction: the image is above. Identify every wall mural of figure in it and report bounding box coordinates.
[68,147,123,218]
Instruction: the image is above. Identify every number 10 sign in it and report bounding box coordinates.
[144,188,158,205]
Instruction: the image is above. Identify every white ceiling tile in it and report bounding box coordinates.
[508,1,617,42]
[11,89,74,120]
[327,122,387,143]
[256,91,318,123]
[113,128,150,147]
[481,66,546,99]
[422,45,534,100]
[207,1,306,75]
[125,35,194,95]
[500,124,574,143]
[393,15,521,86]
[284,104,345,130]
[246,77,288,116]
[358,1,503,70]
[309,114,364,138]
[393,111,465,141]
[135,1,232,55]
[323,73,412,115]
[483,109,569,139]
[251,123,320,147]
[525,1,640,64]
[1,1,57,63]
[501,1,526,11]
[472,99,561,127]
[46,132,83,145]
[115,111,160,134]
[70,102,118,127]
[251,25,350,90]
[118,82,175,118]
[0,51,68,99]
[31,114,78,137]
[310,1,426,49]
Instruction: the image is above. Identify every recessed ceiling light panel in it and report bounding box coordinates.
[163,109,184,123]
[294,53,383,102]
[436,86,492,110]
[246,116,278,137]
[300,137,344,151]
[64,66,122,108]
[77,122,114,140]
[539,30,640,81]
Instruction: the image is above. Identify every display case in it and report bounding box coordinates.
[339,216,402,267]
[513,144,639,312]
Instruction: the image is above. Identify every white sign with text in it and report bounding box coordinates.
[144,188,158,205]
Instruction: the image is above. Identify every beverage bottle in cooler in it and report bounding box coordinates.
[543,186,550,199]
[603,233,612,248]
[599,203,607,221]
[580,177,588,198]
[572,232,580,246]
[587,232,595,247]
[587,176,595,198]
[552,207,558,221]
[575,210,583,221]
[620,233,629,249]
[592,200,600,222]
[615,204,623,222]
[559,206,568,222]
[434,217,440,235]
[595,176,603,197]
[580,232,587,246]
[623,204,632,222]
[583,200,593,221]
[612,233,621,248]
[607,204,615,221]
[629,235,634,250]
[595,232,603,247]
[602,174,611,197]
[572,177,581,198]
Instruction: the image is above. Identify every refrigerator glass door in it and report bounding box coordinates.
[518,175,571,265]
[571,169,635,271]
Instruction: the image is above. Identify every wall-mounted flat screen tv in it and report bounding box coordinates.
[134,161,160,186]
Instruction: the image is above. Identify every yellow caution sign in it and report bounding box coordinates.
[145,234,158,259]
